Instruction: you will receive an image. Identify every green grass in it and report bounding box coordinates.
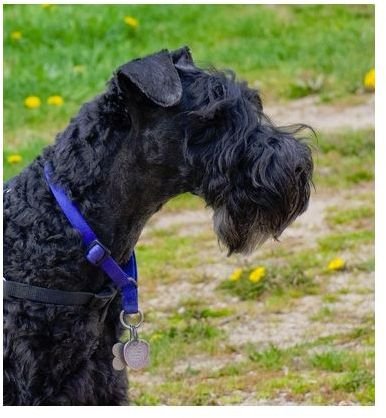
[135,233,203,281]
[4,4,374,147]
[129,292,375,405]
[247,336,374,404]
[310,350,357,372]
[3,138,49,180]
[310,306,336,322]
[217,211,374,301]
[314,129,374,188]
[132,329,374,405]
[219,266,318,301]
[318,229,374,252]
[333,369,374,393]
[217,205,374,308]
[326,205,374,227]
[4,5,375,189]
[355,257,375,273]
[163,193,205,213]
[322,294,340,304]
[248,344,285,370]
[317,129,374,157]
[169,299,234,321]
[142,300,228,371]
[146,321,224,370]
[218,249,322,302]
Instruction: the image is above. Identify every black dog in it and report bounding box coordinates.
[3,47,313,405]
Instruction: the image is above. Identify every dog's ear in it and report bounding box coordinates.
[117,49,182,107]
[171,46,194,70]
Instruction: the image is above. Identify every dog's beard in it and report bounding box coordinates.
[210,136,313,256]
[213,206,272,255]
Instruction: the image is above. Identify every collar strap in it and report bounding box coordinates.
[3,279,117,308]
[44,163,138,314]
[3,280,117,322]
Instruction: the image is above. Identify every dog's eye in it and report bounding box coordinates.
[209,79,225,100]
[213,84,224,98]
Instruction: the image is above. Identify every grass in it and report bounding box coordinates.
[248,344,285,370]
[325,205,374,228]
[132,169,373,406]
[146,320,224,370]
[318,230,374,252]
[3,138,49,180]
[4,4,374,150]
[309,350,358,372]
[317,129,374,157]
[217,229,373,303]
[333,370,374,393]
[163,193,205,213]
[140,299,229,371]
[310,306,336,322]
[313,129,374,189]
[129,328,374,405]
[129,194,374,405]
[218,261,317,301]
[135,232,204,282]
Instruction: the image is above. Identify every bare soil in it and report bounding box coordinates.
[265,94,374,132]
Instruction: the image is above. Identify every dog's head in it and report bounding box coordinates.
[112,47,313,255]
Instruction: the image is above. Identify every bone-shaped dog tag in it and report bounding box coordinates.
[112,342,125,371]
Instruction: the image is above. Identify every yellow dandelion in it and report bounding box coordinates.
[327,257,346,271]
[7,154,23,164]
[47,95,64,106]
[249,266,266,283]
[41,4,54,9]
[229,268,243,282]
[24,96,41,109]
[364,68,375,91]
[124,16,139,28]
[11,31,22,41]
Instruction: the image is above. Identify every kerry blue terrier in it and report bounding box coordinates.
[3,47,313,405]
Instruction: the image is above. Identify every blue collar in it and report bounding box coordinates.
[44,163,139,314]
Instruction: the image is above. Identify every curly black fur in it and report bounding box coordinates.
[3,47,313,405]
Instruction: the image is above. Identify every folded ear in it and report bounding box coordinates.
[171,46,194,70]
[117,49,183,107]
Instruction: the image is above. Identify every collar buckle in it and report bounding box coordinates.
[86,239,111,266]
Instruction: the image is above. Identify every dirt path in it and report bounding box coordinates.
[265,94,374,132]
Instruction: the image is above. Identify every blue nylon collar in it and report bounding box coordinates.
[44,163,138,314]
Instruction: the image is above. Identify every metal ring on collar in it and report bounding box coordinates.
[120,310,143,329]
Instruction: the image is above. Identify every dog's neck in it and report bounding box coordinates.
[48,90,181,264]
[4,90,185,291]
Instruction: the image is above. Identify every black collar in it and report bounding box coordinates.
[3,280,118,320]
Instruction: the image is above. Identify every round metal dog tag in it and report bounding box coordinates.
[123,339,150,370]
